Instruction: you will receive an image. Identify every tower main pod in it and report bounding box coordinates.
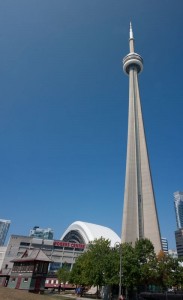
[121,24,162,254]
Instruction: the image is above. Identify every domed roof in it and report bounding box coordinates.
[60,221,121,247]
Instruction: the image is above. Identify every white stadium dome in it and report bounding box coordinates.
[60,221,121,247]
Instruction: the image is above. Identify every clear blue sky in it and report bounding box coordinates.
[0,1,183,250]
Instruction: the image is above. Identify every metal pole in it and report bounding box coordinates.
[115,242,122,298]
[119,244,122,298]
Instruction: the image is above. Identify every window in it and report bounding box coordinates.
[20,242,30,246]
[11,278,16,282]
[24,278,28,282]
[38,262,44,273]
[43,262,48,273]
[34,263,39,273]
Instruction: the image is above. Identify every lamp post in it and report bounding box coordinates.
[119,244,122,297]
[115,242,122,298]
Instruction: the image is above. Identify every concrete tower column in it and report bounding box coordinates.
[121,24,162,254]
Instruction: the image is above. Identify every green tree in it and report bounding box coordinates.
[70,238,119,292]
[121,242,139,291]
[156,251,183,291]
[86,238,115,287]
[69,251,90,286]
[56,264,70,290]
[134,239,157,290]
[70,237,182,297]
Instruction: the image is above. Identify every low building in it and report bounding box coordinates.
[0,247,7,270]
[0,267,11,287]
[1,221,120,274]
[1,235,86,273]
[8,249,52,293]
[0,247,9,287]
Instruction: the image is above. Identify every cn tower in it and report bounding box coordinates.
[121,23,162,254]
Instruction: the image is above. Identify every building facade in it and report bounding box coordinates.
[161,237,168,253]
[0,219,11,246]
[1,235,84,273]
[8,249,51,292]
[1,221,120,273]
[29,226,54,240]
[175,228,183,257]
[174,191,183,229]
[0,247,7,270]
[121,24,162,254]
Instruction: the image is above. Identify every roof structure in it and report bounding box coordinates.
[60,221,121,247]
[11,249,52,263]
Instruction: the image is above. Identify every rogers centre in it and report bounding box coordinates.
[53,241,85,249]
[2,220,120,274]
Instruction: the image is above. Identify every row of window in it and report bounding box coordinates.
[45,279,59,284]
[11,278,29,283]
[12,262,48,274]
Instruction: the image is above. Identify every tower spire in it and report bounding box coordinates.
[129,22,133,39]
[129,22,135,53]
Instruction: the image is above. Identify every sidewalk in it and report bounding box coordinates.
[47,291,96,300]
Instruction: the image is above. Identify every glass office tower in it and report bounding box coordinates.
[174,191,183,229]
[0,219,11,246]
[29,226,54,240]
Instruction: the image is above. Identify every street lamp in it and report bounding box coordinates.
[115,242,122,298]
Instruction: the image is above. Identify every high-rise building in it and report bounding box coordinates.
[175,228,183,257]
[161,237,168,253]
[173,192,183,257]
[121,24,162,254]
[174,191,183,229]
[0,219,11,246]
[29,226,54,240]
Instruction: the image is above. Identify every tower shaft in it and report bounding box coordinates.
[122,25,162,254]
